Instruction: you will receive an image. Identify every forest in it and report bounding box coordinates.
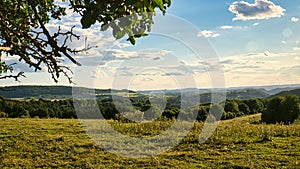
[0,92,299,124]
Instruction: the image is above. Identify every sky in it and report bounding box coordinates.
[1,0,300,90]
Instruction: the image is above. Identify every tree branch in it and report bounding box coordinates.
[0,72,26,82]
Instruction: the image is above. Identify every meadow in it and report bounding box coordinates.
[0,114,299,168]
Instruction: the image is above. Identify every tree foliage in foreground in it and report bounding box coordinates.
[0,0,171,82]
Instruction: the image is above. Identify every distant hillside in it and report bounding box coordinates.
[0,86,71,99]
[1,85,299,100]
[0,86,114,99]
[271,88,300,97]
[0,86,271,100]
[226,88,269,100]
[266,87,300,95]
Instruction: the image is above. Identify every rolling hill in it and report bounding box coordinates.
[1,85,299,100]
[0,86,115,99]
[271,88,300,97]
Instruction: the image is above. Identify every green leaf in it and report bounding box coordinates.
[126,0,137,5]
[84,0,91,5]
[81,11,94,29]
[127,36,136,45]
[100,24,109,31]
[153,0,165,12]
[116,31,126,39]
[164,0,172,7]
[135,1,144,9]
[134,33,148,38]
[113,28,123,39]
[80,12,92,29]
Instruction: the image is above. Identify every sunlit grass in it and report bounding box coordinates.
[0,115,299,168]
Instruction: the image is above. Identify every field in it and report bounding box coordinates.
[0,115,299,168]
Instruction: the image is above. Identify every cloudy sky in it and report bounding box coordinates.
[2,0,300,90]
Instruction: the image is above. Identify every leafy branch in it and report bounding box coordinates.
[0,0,171,83]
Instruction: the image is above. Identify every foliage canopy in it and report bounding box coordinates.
[262,95,300,124]
[0,0,171,82]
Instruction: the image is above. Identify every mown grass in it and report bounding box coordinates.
[0,115,299,168]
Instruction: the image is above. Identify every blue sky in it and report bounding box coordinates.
[168,0,300,55]
[1,0,300,90]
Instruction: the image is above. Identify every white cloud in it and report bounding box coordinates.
[280,66,300,77]
[293,47,300,51]
[220,50,300,87]
[291,17,299,22]
[220,25,233,29]
[229,0,286,21]
[281,41,286,44]
[91,69,107,78]
[220,25,249,30]
[198,30,220,38]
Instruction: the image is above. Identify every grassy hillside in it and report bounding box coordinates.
[0,115,299,168]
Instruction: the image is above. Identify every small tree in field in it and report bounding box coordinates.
[262,95,300,124]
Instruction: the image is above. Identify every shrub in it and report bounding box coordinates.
[144,105,163,120]
[0,112,7,118]
[117,110,144,123]
[221,112,236,120]
[196,106,208,121]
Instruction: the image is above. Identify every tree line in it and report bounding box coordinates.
[0,94,299,124]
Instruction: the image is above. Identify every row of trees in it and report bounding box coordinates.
[0,96,265,120]
[0,98,76,118]
[195,98,266,122]
[0,95,299,124]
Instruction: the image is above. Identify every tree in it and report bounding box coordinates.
[144,104,162,120]
[0,0,171,82]
[224,100,240,114]
[196,105,208,121]
[162,106,180,119]
[262,95,300,124]
[238,101,250,115]
[245,99,265,114]
[209,103,225,121]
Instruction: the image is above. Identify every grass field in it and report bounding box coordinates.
[0,115,299,168]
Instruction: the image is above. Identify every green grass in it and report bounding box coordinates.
[0,115,299,168]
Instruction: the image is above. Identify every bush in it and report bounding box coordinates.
[117,110,144,123]
[144,105,162,120]
[221,112,236,120]
[0,112,7,118]
[262,95,300,124]
[196,106,208,121]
